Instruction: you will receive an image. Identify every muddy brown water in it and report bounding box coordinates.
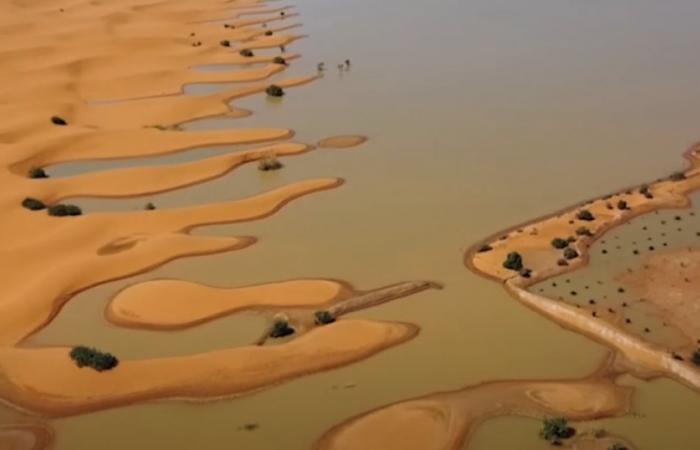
[19,0,700,449]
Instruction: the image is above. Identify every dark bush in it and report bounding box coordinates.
[265,84,284,97]
[563,248,579,260]
[540,417,575,445]
[28,167,49,179]
[239,49,254,57]
[51,116,67,126]
[502,252,523,271]
[557,258,568,266]
[272,56,287,65]
[669,171,686,181]
[264,30,273,36]
[617,200,629,210]
[258,156,283,171]
[639,184,649,195]
[22,197,46,211]
[575,226,593,237]
[314,310,335,325]
[69,346,119,371]
[551,238,568,249]
[477,244,493,253]
[576,209,595,221]
[280,11,285,16]
[220,40,230,47]
[692,349,700,366]
[145,202,156,210]
[269,320,294,338]
[48,204,82,216]
[519,268,532,278]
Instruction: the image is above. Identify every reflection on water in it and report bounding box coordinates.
[35,0,700,448]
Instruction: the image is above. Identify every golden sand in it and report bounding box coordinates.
[0,0,422,427]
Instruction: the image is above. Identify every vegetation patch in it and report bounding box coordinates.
[617,200,629,210]
[48,204,82,216]
[551,238,569,249]
[563,247,579,260]
[145,202,156,210]
[539,417,575,445]
[239,49,254,57]
[28,167,49,179]
[575,226,593,237]
[22,197,46,211]
[269,320,295,338]
[258,156,283,171]
[69,346,119,371]
[669,171,686,181]
[502,252,523,271]
[576,209,595,221]
[51,116,67,126]
[220,40,230,47]
[265,84,285,97]
[314,310,336,325]
[477,244,493,253]
[272,56,287,65]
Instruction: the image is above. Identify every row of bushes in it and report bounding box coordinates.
[69,346,119,371]
[21,198,82,216]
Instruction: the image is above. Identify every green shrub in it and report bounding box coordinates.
[22,197,46,211]
[502,252,523,271]
[69,346,119,371]
[576,209,595,221]
[539,417,575,444]
[28,167,49,179]
[269,320,294,338]
[551,238,568,249]
[265,84,284,97]
[575,226,593,237]
[51,116,67,126]
[314,310,335,325]
[669,171,686,181]
[563,247,579,260]
[239,49,254,57]
[692,349,700,366]
[272,56,287,65]
[258,156,283,171]
[48,204,82,216]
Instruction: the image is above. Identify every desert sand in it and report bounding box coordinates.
[0,0,429,435]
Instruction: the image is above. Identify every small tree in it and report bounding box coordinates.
[69,346,119,371]
[540,417,575,445]
[265,84,284,97]
[269,320,294,338]
[503,252,523,271]
[551,238,568,249]
[576,209,595,221]
[28,167,49,179]
[563,247,579,260]
[22,197,46,211]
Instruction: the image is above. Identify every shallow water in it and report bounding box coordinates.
[32,0,700,448]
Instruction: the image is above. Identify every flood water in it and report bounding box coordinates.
[19,0,700,449]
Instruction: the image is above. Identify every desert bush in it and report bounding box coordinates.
[557,258,568,266]
[265,30,273,36]
[51,116,67,126]
[519,268,532,278]
[22,197,46,210]
[258,156,283,171]
[48,204,82,216]
[540,417,575,445]
[502,252,523,271]
[28,167,49,179]
[314,310,335,325]
[551,238,568,249]
[575,226,593,237]
[269,320,294,338]
[239,49,254,57]
[477,244,492,253]
[692,349,700,366]
[69,346,119,371]
[145,202,156,210]
[617,200,629,210]
[576,209,595,221]
[220,40,230,47]
[272,56,287,65]
[669,171,686,181]
[265,84,284,97]
[563,247,579,260]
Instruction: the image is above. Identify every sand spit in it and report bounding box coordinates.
[316,372,632,450]
[0,320,417,417]
[617,248,700,348]
[317,135,368,149]
[465,144,700,392]
[108,279,352,329]
[0,424,53,450]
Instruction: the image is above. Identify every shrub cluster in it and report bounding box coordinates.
[258,156,283,171]
[22,197,46,211]
[28,167,49,179]
[563,247,579,260]
[48,204,82,216]
[539,417,575,445]
[576,209,595,221]
[575,226,593,237]
[669,171,686,181]
[269,320,295,338]
[502,252,523,271]
[551,238,568,249]
[69,346,119,371]
[265,84,285,97]
[314,310,335,325]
